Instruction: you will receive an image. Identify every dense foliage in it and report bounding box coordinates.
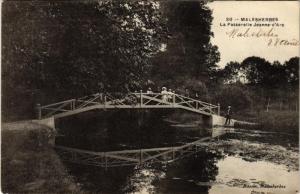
[151,1,220,86]
[219,56,299,87]
[2,0,167,120]
[215,56,299,114]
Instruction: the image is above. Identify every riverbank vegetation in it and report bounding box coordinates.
[216,56,299,132]
[1,121,83,193]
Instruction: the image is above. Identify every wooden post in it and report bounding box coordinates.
[217,103,220,115]
[105,154,108,171]
[36,103,41,119]
[266,97,270,112]
[100,93,103,103]
[279,101,282,111]
[104,95,107,109]
[140,90,143,107]
[172,147,175,159]
[173,93,175,106]
[140,149,143,165]
[71,100,75,110]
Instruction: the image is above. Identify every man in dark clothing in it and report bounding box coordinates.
[225,106,232,125]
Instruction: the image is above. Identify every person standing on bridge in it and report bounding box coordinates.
[161,87,168,102]
[185,88,190,97]
[225,106,232,125]
[167,89,173,102]
[147,87,153,94]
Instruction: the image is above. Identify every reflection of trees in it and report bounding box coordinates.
[56,108,210,152]
[121,150,224,194]
[63,150,223,194]
[106,109,178,149]
[66,164,135,193]
[55,111,111,150]
[154,150,223,194]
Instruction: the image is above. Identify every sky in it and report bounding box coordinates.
[207,1,299,68]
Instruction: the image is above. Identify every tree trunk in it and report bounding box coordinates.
[279,100,282,111]
[266,97,270,112]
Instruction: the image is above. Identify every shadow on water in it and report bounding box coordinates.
[55,109,211,151]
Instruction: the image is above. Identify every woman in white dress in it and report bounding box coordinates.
[167,89,173,102]
[161,87,168,102]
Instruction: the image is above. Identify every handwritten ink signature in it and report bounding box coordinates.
[225,27,299,47]
[226,27,278,38]
[268,38,300,47]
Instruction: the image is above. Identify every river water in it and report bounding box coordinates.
[55,110,299,194]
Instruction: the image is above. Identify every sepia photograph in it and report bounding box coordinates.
[1,0,299,193]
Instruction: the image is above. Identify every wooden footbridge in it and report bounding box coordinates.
[55,136,212,168]
[37,92,220,119]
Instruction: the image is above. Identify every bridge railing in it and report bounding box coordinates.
[131,92,219,115]
[37,92,220,119]
[37,93,105,119]
[36,99,75,119]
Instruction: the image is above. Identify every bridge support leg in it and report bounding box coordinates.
[71,100,76,110]
[36,103,42,120]
[105,154,108,171]
[172,147,175,160]
[104,96,107,110]
[140,90,143,107]
[173,94,175,106]
[140,149,143,165]
[203,115,212,128]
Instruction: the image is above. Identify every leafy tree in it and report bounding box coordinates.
[181,78,209,101]
[2,0,167,120]
[215,85,252,112]
[218,56,299,112]
[284,57,299,85]
[269,61,287,87]
[151,1,220,85]
[218,61,242,84]
[222,56,299,89]
[240,56,273,86]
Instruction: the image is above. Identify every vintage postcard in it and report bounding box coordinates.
[1,0,299,193]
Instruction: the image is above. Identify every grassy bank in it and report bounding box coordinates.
[1,121,83,193]
[234,110,299,133]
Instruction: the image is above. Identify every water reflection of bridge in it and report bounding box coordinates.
[55,136,213,169]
